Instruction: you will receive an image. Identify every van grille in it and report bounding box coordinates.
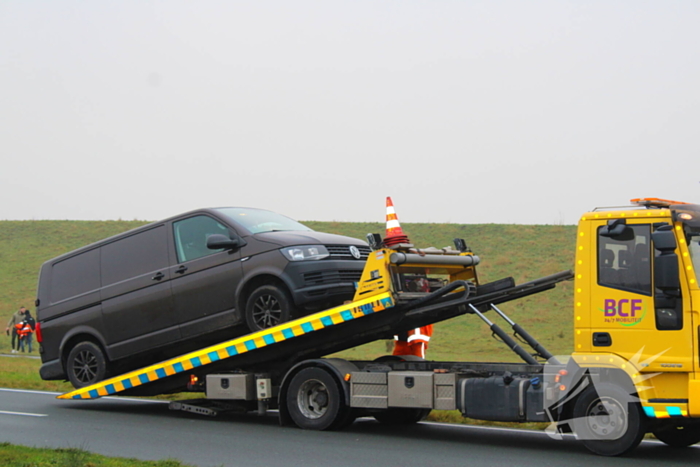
[325,245,371,260]
[303,270,363,286]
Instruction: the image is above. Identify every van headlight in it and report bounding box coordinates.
[281,245,330,261]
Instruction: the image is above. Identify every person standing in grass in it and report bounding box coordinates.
[18,310,36,353]
[5,306,26,354]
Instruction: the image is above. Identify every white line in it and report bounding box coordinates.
[422,420,553,436]
[0,410,47,417]
[422,421,700,448]
[0,388,62,396]
[0,387,168,403]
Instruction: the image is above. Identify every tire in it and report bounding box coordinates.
[373,408,431,425]
[572,382,646,456]
[66,341,108,389]
[286,367,350,431]
[653,424,700,447]
[245,284,293,332]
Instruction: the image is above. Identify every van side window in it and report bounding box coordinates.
[50,249,100,303]
[597,224,652,296]
[173,216,230,263]
[101,226,169,286]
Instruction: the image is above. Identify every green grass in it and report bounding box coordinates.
[0,356,72,392]
[0,442,192,467]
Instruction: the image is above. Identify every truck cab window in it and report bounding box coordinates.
[689,238,700,286]
[597,224,652,296]
[174,216,231,263]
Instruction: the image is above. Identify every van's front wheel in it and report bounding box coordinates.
[66,341,108,389]
[245,285,292,332]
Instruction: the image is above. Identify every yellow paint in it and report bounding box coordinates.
[576,205,699,416]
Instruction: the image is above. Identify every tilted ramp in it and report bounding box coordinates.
[59,292,395,400]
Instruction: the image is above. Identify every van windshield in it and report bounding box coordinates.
[214,208,313,234]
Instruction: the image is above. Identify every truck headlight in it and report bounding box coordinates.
[281,245,329,261]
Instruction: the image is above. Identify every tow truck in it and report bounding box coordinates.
[56,198,700,456]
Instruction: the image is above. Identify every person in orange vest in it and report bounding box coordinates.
[16,314,35,353]
[392,325,434,359]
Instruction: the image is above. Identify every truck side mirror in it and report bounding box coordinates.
[651,226,677,252]
[600,219,634,241]
[207,234,246,250]
[652,226,680,295]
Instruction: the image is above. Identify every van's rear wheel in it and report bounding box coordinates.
[245,285,292,332]
[66,341,108,389]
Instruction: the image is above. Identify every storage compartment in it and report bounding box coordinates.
[458,375,531,421]
[434,373,457,410]
[206,374,255,400]
[388,372,434,408]
[350,372,388,409]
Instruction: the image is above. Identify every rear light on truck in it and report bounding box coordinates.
[35,322,42,343]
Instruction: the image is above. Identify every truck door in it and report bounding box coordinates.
[592,220,694,372]
[168,214,244,338]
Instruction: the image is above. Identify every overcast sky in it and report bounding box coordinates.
[1,1,698,225]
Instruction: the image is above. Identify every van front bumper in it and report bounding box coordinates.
[284,260,365,310]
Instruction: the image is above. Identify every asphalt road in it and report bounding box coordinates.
[1,388,699,467]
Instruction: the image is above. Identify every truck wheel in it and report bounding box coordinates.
[287,367,350,431]
[373,408,431,425]
[653,424,700,447]
[572,382,645,456]
[66,341,108,389]
[245,285,292,332]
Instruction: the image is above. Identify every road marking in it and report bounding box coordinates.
[0,388,62,396]
[0,387,168,403]
[422,421,699,448]
[0,410,47,417]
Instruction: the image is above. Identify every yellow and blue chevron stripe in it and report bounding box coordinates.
[643,404,688,418]
[59,292,395,400]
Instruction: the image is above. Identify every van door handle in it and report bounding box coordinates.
[152,272,165,281]
[175,266,188,274]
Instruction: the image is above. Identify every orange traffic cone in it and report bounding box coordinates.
[383,197,413,248]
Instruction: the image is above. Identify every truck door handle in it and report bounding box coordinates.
[593,332,612,347]
[152,272,165,281]
[175,266,188,274]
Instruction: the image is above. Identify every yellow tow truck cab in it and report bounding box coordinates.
[573,198,700,418]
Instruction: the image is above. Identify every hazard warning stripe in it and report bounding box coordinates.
[643,405,688,418]
[58,292,395,400]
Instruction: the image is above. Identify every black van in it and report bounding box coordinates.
[36,207,369,389]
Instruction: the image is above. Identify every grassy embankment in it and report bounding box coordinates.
[0,442,193,467]
[0,220,576,442]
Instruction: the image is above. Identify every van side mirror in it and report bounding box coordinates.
[207,234,245,250]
